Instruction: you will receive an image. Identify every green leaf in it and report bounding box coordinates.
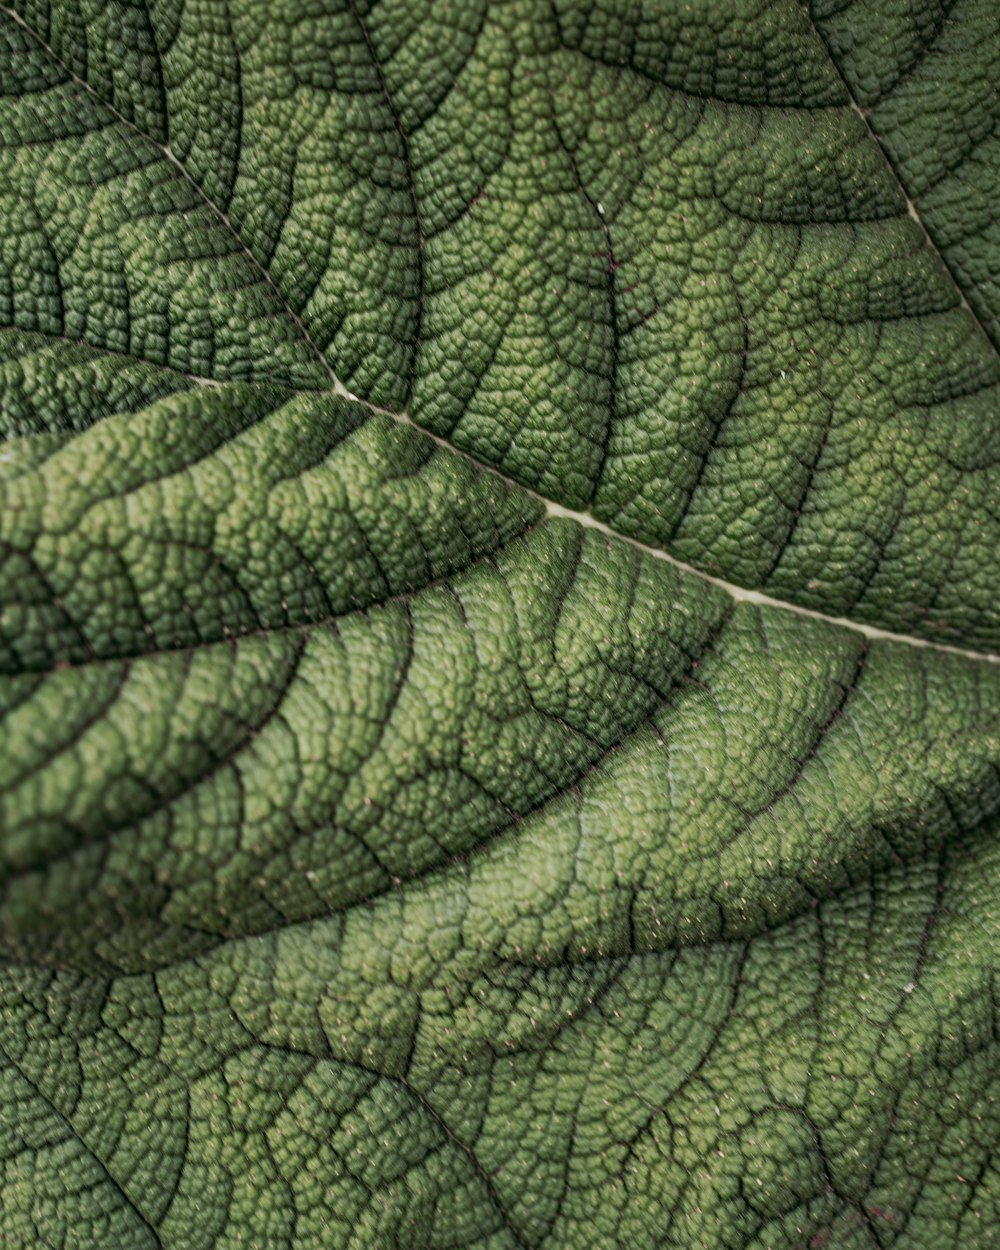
[1,2,999,1247]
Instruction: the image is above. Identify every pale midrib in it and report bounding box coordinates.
[364,403,1000,667]
[5,4,1000,669]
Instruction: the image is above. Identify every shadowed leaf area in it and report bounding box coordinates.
[1,1,999,1246]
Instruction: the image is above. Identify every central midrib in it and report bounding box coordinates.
[5,3,999,668]
[376,401,1000,666]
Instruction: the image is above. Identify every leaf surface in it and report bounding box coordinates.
[1,2,999,1247]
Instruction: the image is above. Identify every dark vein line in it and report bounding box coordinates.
[548,107,621,498]
[220,0,244,212]
[861,0,960,109]
[668,285,749,545]
[563,40,846,114]
[1,511,545,678]
[0,323,315,395]
[343,0,425,406]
